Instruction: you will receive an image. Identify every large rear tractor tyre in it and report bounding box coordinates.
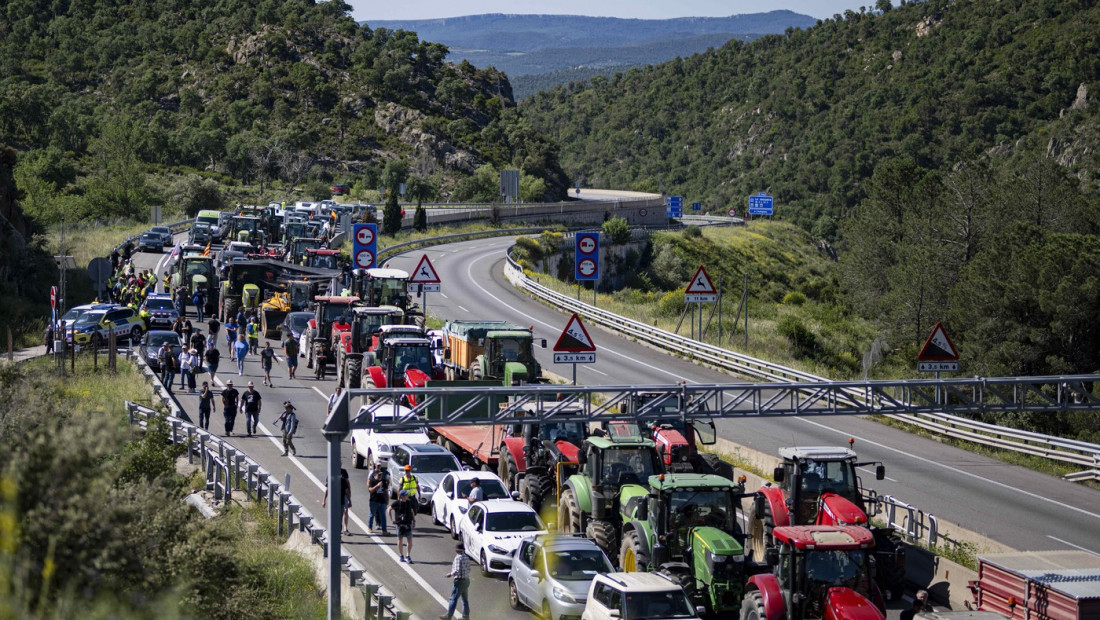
[587,519,618,565]
[872,530,906,602]
[741,591,765,620]
[558,488,581,534]
[619,530,650,572]
[223,299,240,325]
[699,452,735,480]
[749,502,775,565]
[347,358,362,389]
[499,451,516,490]
[527,473,555,514]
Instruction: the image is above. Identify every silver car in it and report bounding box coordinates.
[509,534,614,620]
[387,443,462,510]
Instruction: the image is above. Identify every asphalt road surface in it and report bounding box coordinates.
[129,232,1099,620]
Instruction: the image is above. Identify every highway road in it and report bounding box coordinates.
[129,232,1098,620]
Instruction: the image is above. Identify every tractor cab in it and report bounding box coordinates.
[230,216,263,245]
[289,238,322,264]
[352,267,412,310]
[342,306,405,354]
[774,447,884,526]
[304,248,341,270]
[578,437,663,505]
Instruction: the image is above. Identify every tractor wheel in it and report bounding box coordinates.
[872,530,906,602]
[527,473,555,514]
[619,530,650,572]
[741,591,766,620]
[749,500,775,565]
[558,488,581,534]
[223,299,240,325]
[699,452,735,480]
[471,365,483,381]
[587,519,618,565]
[347,358,362,389]
[498,451,516,490]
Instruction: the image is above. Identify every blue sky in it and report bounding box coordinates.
[350,1,887,22]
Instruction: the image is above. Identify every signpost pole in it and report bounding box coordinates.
[572,364,577,386]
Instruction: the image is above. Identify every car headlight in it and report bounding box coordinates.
[377,443,390,453]
[487,545,507,555]
[552,586,577,604]
[420,485,433,495]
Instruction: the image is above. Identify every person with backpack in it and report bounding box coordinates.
[389,490,417,563]
[274,401,299,456]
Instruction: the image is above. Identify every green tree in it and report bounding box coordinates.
[382,189,402,236]
[602,215,631,244]
[82,120,151,220]
[168,174,226,216]
[413,205,427,232]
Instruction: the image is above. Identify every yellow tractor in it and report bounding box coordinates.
[260,280,315,338]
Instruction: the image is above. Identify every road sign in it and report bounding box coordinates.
[352,223,377,270]
[410,255,441,284]
[554,352,596,364]
[354,249,375,269]
[917,323,959,361]
[918,361,959,372]
[411,283,440,293]
[575,232,599,281]
[639,208,648,217]
[728,207,737,218]
[748,192,774,216]
[667,196,683,207]
[50,286,57,309]
[87,257,111,292]
[554,313,597,353]
[684,266,718,303]
[692,202,701,211]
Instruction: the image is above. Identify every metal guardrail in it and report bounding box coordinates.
[502,249,1100,480]
[125,355,412,620]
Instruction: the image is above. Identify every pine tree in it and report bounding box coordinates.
[382,189,402,236]
[413,205,427,232]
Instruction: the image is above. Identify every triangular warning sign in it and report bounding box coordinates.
[554,313,597,352]
[409,254,441,284]
[685,266,717,295]
[917,323,959,361]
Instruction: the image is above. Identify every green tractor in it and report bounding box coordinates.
[619,473,751,616]
[557,435,664,563]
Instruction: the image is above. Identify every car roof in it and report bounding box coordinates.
[399,444,455,455]
[532,533,604,552]
[449,470,505,483]
[596,572,681,592]
[477,499,536,514]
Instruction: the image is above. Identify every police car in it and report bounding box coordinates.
[69,306,144,346]
[142,293,179,329]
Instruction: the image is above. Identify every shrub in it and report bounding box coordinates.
[602,216,631,245]
[782,291,808,306]
[656,289,686,317]
[777,314,818,358]
[683,225,703,239]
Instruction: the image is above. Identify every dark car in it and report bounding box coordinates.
[189,223,212,245]
[140,330,182,372]
[150,226,173,246]
[137,232,163,253]
[142,295,179,329]
[280,311,313,342]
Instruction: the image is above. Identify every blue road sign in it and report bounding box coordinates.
[692,202,702,211]
[667,196,684,207]
[575,232,599,281]
[352,223,378,269]
[666,206,683,218]
[748,192,774,216]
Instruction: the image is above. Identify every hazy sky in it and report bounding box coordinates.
[350,1,885,22]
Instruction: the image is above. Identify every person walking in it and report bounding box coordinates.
[221,380,239,436]
[193,289,205,322]
[44,322,54,354]
[171,316,184,340]
[246,317,260,354]
[207,316,220,350]
[224,317,238,351]
[283,332,299,379]
[328,385,343,413]
[367,463,389,535]
[274,401,298,456]
[190,331,206,356]
[181,318,193,346]
[204,342,220,382]
[260,341,278,387]
[178,347,198,392]
[241,380,262,437]
[441,543,471,620]
[233,333,249,375]
[197,381,214,430]
[398,465,420,503]
[322,468,352,536]
[158,341,176,393]
[389,490,416,563]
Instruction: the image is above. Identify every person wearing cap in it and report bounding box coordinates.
[274,401,299,456]
[389,489,417,563]
[462,478,484,504]
[241,380,262,437]
[197,381,214,430]
[221,380,240,436]
[398,464,420,502]
[441,542,471,620]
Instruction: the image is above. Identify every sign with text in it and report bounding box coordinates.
[554,313,597,353]
[684,266,718,303]
[748,192,774,216]
[554,352,596,364]
[918,361,959,372]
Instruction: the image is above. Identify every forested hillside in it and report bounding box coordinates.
[0,0,568,226]
[523,0,1100,396]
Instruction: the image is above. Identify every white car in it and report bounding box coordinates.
[458,499,546,576]
[430,470,513,539]
[581,573,700,620]
[349,401,431,469]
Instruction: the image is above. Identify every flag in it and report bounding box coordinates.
[201,242,211,257]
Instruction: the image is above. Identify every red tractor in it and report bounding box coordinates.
[304,295,359,379]
[362,333,442,405]
[331,306,405,389]
[741,525,886,620]
[750,444,905,601]
[496,403,588,514]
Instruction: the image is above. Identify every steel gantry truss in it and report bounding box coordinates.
[317,373,1100,619]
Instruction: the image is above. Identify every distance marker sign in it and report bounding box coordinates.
[352,223,377,269]
[409,254,441,293]
[574,232,599,281]
[684,266,718,303]
[917,323,960,372]
[553,313,596,364]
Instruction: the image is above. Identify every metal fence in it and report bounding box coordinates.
[125,354,412,620]
[502,251,1100,481]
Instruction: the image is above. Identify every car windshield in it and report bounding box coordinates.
[146,299,173,310]
[802,549,869,587]
[152,227,169,234]
[410,455,459,473]
[370,277,406,306]
[141,233,158,241]
[601,447,660,488]
[799,459,859,501]
[61,308,85,323]
[185,261,212,277]
[147,333,180,348]
[75,312,105,326]
[288,314,310,333]
[485,511,541,532]
[623,590,695,620]
[539,422,586,443]
[546,549,611,580]
[457,479,508,500]
[357,313,399,339]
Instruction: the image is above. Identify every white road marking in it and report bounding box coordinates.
[465,250,695,383]
[1047,535,1100,556]
[858,467,897,482]
[457,305,469,313]
[796,417,1100,521]
[585,367,608,376]
[440,293,449,299]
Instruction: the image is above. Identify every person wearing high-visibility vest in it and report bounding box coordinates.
[398,465,420,502]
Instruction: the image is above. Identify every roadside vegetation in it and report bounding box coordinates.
[0,357,331,619]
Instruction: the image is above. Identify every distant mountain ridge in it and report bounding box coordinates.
[365,12,817,97]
